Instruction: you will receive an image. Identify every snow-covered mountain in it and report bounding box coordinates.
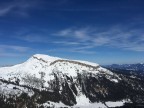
[105,63,144,71]
[0,54,144,108]
[104,63,144,79]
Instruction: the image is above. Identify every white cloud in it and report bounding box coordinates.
[53,27,90,41]
[52,41,80,45]
[0,0,73,17]
[47,47,96,54]
[70,49,96,54]
[13,25,144,54]
[54,26,144,52]
[54,28,72,36]
[0,0,36,16]
[0,53,25,57]
[19,35,48,43]
[0,45,30,52]
[0,5,14,16]
[0,45,31,58]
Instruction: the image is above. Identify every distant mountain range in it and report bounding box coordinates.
[104,63,144,78]
[104,63,144,71]
[0,54,144,108]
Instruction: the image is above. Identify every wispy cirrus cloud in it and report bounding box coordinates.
[47,47,96,54]
[0,5,14,16]
[52,41,81,45]
[0,53,26,57]
[53,27,90,41]
[15,30,94,54]
[0,0,73,17]
[0,45,31,57]
[0,45,30,52]
[13,23,144,54]
[54,25,144,52]
[0,0,37,16]
[17,35,49,43]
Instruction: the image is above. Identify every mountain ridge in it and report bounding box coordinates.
[0,54,144,108]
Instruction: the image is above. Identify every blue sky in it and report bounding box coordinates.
[0,0,144,65]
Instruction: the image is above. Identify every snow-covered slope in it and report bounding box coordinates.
[0,54,144,108]
[0,54,118,86]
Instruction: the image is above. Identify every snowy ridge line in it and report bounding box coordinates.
[32,56,48,63]
[50,60,100,69]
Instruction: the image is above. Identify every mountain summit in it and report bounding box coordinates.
[0,54,144,108]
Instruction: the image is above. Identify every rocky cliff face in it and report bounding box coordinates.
[0,54,144,108]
